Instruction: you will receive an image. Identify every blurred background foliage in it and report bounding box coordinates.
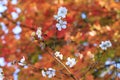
[0,0,120,80]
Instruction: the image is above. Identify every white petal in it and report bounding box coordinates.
[59,54,63,60]
[48,74,52,78]
[66,61,70,65]
[55,51,60,56]
[20,56,25,63]
[18,62,25,66]
[67,57,70,61]
[62,25,66,29]
[57,7,67,18]
[41,70,46,77]
[48,68,53,71]
[56,23,60,28]
[57,27,62,31]
[66,57,76,68]
[63,21,67,24]
[52,72,55,76]
[102,47,107,50]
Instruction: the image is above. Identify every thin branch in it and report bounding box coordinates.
[47,48,78,80]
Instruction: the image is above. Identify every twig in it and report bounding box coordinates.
[47,48,78,80]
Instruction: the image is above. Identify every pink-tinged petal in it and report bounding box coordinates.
[56,23,60,28]
[58,27,62,31]
[62,25,66,29]
[63,21,67,24]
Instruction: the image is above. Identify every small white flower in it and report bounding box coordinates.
[99,41,108,50]
[36,27,42,39]
[66,57,76,68]
[99,40,112,50]
[56,20,67,31]
[54,51,63,60]
[105,40,112,47]
[18,56,25,66]
[46,68,56,78]
[41,68,56,78]
[57,7,67,18]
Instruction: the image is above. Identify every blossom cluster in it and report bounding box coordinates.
[99,40,112,50]
[54,51,63,60]
[54,51,76,68]
[41,51,77,78]
[41,68,56,78]
[66,57,77,68]
[33,7,113,79]
[39,7,76,78]
[54,7,68,31]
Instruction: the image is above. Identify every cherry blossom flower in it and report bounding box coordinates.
[57,7,67,18]
[36,27,42,39]
[41,68,56,78]
[54,7,67,21]
[66,57,76,68]
[99,41,108,50]
[0,68,4,80]
[18,56,25,66]
[54,7,68,31]
[56,20,67,31]
[54,51,63,60]
[99,40,112,50]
